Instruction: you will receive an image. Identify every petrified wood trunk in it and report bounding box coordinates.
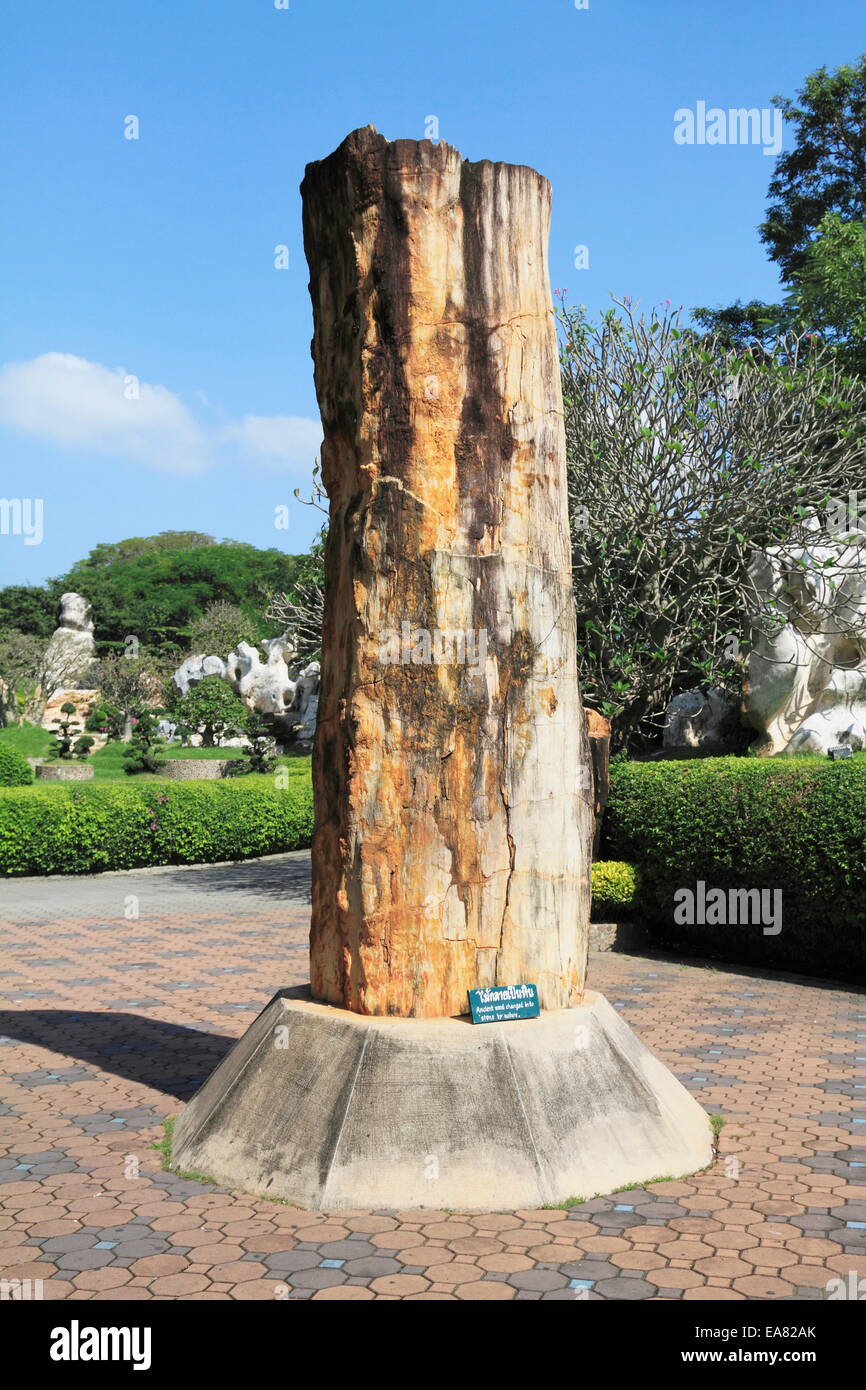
[302,126,592,1018]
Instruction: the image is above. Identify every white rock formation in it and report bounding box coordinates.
[171,632,321,744]
[173,654,227,696]
[225,641,297,717]
[663,687,740,751]
[42,593,97,692]
[745,521,866,755]
[290,661,320,746]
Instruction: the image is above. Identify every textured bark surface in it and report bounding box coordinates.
[302,126,592,1018]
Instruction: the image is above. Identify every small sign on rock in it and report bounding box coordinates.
[468,983,540,1024]
[828,744,854,760]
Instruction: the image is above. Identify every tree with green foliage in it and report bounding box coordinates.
[691,300,795,353]
[0,630,46,724]
[171,675,247,748]
[0,743,33,787]
[559,297,866,748]
[95,650,169,740]
[122,709,167,775]
[76,532,217,568]
[187,601,254,657]
[0,536,309,659]
[227,710,279,776]
[65,537,300,655]
[85,701,125,740]
[0,585,58,640]
[762,57,866,281]
[791,213,866,371]
[695,56,866,369]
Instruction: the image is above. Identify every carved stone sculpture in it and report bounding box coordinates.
[745,521,866,755]
[173,654,227,697]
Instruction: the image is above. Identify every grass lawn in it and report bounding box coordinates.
[0,723,312,783]
[0,723,53,759]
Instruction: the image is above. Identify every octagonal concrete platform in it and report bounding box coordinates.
[171,987,711,1210]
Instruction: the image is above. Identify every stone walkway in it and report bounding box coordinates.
[1,853,864,1301]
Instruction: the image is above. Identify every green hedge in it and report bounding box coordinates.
[0,775,314,876]
[0,743,34,787]
[602,757,866,977]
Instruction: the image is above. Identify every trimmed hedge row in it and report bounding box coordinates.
[0,776,314,876]
[602,757,866,977]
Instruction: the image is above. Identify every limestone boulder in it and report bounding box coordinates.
[172,654,227,697]
[225,640,296,717]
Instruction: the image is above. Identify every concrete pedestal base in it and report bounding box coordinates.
[171,988,711,1210]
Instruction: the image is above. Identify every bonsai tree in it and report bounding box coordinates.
[72,735,95,760]
[172,675,247,747]
[51,702,83,760]
[122,709,167,776]
[85,701,125,740]
[234,709,279,775]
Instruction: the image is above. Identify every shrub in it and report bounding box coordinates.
[0,743,34,788]
[603,756,866,977]
[171,675,246,747]
[0,775,314,875]
[123,709,167,775]
[85,702,124,738]
[229,710,279,776]
[591,861,638,919]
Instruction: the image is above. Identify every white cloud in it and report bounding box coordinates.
[220,414,322,473]
[0,352,209,474]
[0,352,322,478]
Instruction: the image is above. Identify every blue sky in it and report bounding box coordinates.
[1,0,861,587]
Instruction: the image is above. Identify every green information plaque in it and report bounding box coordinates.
[468,983,540,1024]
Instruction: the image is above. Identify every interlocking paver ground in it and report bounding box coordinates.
[1,851,864,1300]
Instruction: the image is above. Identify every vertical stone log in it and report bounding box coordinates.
[302,127,592,1018]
